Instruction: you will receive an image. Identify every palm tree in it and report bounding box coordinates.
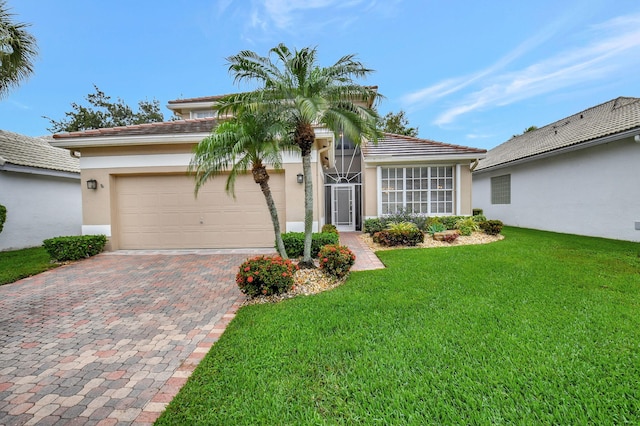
[220,44,381,267]
[189,109,291,258]
[0,1,38,99]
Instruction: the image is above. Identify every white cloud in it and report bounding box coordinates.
[432,13,640,125]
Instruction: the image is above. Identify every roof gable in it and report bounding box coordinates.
[476,97,640,171]
[0,130,79,174]
[362,133,486,162]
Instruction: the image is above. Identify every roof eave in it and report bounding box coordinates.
[474,127,640,175]
[50,132,213,149]
[0,162,80,178]
[364,153,486,165]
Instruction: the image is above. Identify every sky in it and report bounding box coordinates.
[2,0,640,150]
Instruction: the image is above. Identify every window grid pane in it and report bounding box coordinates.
[381,166,454,215]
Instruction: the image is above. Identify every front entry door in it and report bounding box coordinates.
[332,185,355,232]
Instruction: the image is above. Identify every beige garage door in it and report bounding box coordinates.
[115,173,285,249]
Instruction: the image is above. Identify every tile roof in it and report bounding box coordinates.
[362,133,486,159]
[0,130,79,173]
[52,118,218,139]
[476,97,640,171]
[167,95,227,105]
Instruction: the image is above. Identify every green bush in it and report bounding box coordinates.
[281,232,339,258]
[0,204,6,234]
[321,224,339,235]
[236,255,298,297]
[426,223,447,236]
[363,218,386,236]
[479,220,504,236]
[42,235,107,261]
[472,214,487,223]
[373,222,424,247]
[318,244,356,278]
[455,217,479,236]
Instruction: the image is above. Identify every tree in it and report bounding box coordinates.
[0,1,38,99]
[189,109,291,258]
[221,44,381,267]
[380,110,418,137]
[511,125,538,138]
[46,85,165,133]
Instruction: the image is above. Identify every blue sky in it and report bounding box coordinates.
[2,0,640,150]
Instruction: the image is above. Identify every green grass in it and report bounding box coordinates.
[0,246,58,285]
[157,227,640,425]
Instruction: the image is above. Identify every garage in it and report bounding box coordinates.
[115,173,285,249]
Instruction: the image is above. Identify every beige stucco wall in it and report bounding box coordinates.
[76,139,330,249]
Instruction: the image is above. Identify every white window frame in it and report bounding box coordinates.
[377,165,455,216]
[190,110,215,119]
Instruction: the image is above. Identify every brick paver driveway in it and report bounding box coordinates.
[0,251,262,425]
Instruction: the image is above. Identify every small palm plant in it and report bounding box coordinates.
[189,109,292,258]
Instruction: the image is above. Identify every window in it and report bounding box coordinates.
[381,166,454,215]
[190,110,215,119]
[491,174,511,204]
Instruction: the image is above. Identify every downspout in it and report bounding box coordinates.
[470,159,479,171]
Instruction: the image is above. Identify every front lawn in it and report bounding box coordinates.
[0,246,58,285]
[157,227,640,424]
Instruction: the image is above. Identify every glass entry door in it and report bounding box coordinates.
[332,185,355,231]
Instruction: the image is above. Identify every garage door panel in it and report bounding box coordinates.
[115,174,285,249]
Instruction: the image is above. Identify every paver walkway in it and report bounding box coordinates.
[0,236,380,425]
[340,232,385,271]
[0,251,262,425]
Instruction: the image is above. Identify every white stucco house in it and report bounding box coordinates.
[0,130,82,251]
[473,97,640,242]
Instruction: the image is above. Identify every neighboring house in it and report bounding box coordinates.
[50,95,486,251]
[473,97,640,242]
[0,130,81,251]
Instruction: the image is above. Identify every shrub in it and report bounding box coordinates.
[318,244,356,278]
[441,232,460,243]
[479,220,504,236]
[373,222,424,247]
[455,217,479,236]
[426,223,447,236]
[0,204,6,234]
[437,216,462,230]
[42,235,107,261]
[236,255,298,297]
[363,218,385,236]
[472,214,487,223]
[321,224,339,235]
[281,232,339,258]
[384,209,429,231]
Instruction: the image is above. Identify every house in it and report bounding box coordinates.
[50,95,486,251]
[472,97,640,242]
[0,130,81,251]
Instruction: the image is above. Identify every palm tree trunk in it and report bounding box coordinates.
[253,167,288,259]
[300,153,314,267]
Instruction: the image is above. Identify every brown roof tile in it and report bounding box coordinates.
[362,133,486,158]
[52,118,218,139]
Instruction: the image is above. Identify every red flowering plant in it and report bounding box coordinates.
[235,255,299,298]
[318,244,356,278]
